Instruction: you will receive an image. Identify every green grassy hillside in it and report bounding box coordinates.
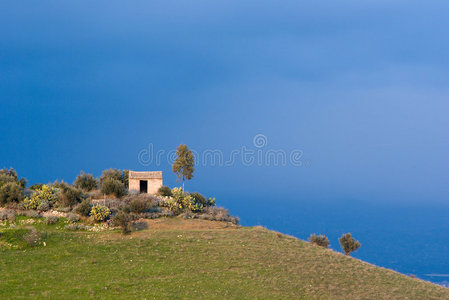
[1,217,448,299]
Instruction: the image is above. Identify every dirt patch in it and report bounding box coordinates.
[142,217,239,231]
[97,217,240,241]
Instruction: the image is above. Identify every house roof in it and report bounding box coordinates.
[129,171,163,179]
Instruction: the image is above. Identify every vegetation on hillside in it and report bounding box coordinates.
[0,166,367,259]
[0,165,447,298]
[0,167,236,236]
[0,218,447,299]
[339,233,362,256]
[74,171,97,191]
[308,234,330,248]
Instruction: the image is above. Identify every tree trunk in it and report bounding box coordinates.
[182,179,185,191]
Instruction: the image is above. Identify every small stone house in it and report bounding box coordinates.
[128,171,163,195]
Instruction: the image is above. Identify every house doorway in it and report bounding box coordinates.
[139,180,148,193]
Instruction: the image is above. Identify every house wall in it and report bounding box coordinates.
[148,178,163,194]
[129,178,163,195]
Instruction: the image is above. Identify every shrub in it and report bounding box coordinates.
[199,207,239,224]
[0,168,27,189]
[74,171,98,191]
[157,186,172,197]
[101,178,126,198]
[122,170,129,189]
[0,209,16,221]
[23,229,41,247]
[74,199,92,216]
[45,215,59,225]
[29,183,43,190]
[129,198,149,213]
[24,185,55,210]
[339,233,361,256]
[23,196,40,210]
[100,168,128,185]
[112,211,132,234]
[52,180,66,189]
[308,234,330,248]
[190,192,205,212]
[0,168,18,184]
[122,194,158,205]
[0,182,23,204]
[206,198,216,207]
[18,178,28,189]
[190,192,216,212]
[37,200,50,211]
[190,192,206,204]
[90,205,111,222]
[100,168,122,183]
[99,168,129,193]
[50,190,62,205]
[59,184,84,207]
[162,187,194,214]
[67,213,80,223]
[24,184,55,210]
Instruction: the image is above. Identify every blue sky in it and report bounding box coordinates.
[1,1,449,205]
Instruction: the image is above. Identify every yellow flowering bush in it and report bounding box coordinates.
[90,205,111,222]
[23,197,40,210]
[24,185,55,210]
[162,187,194,214]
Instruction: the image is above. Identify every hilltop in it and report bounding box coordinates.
[1,217,448,299]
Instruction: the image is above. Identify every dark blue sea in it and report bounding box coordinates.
[223,197,449,287]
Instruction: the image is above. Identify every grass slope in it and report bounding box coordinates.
[1,218,448,299]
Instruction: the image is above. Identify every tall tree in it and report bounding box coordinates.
[172,144,195,190]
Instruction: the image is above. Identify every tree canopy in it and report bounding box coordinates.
[172,144,195,190]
